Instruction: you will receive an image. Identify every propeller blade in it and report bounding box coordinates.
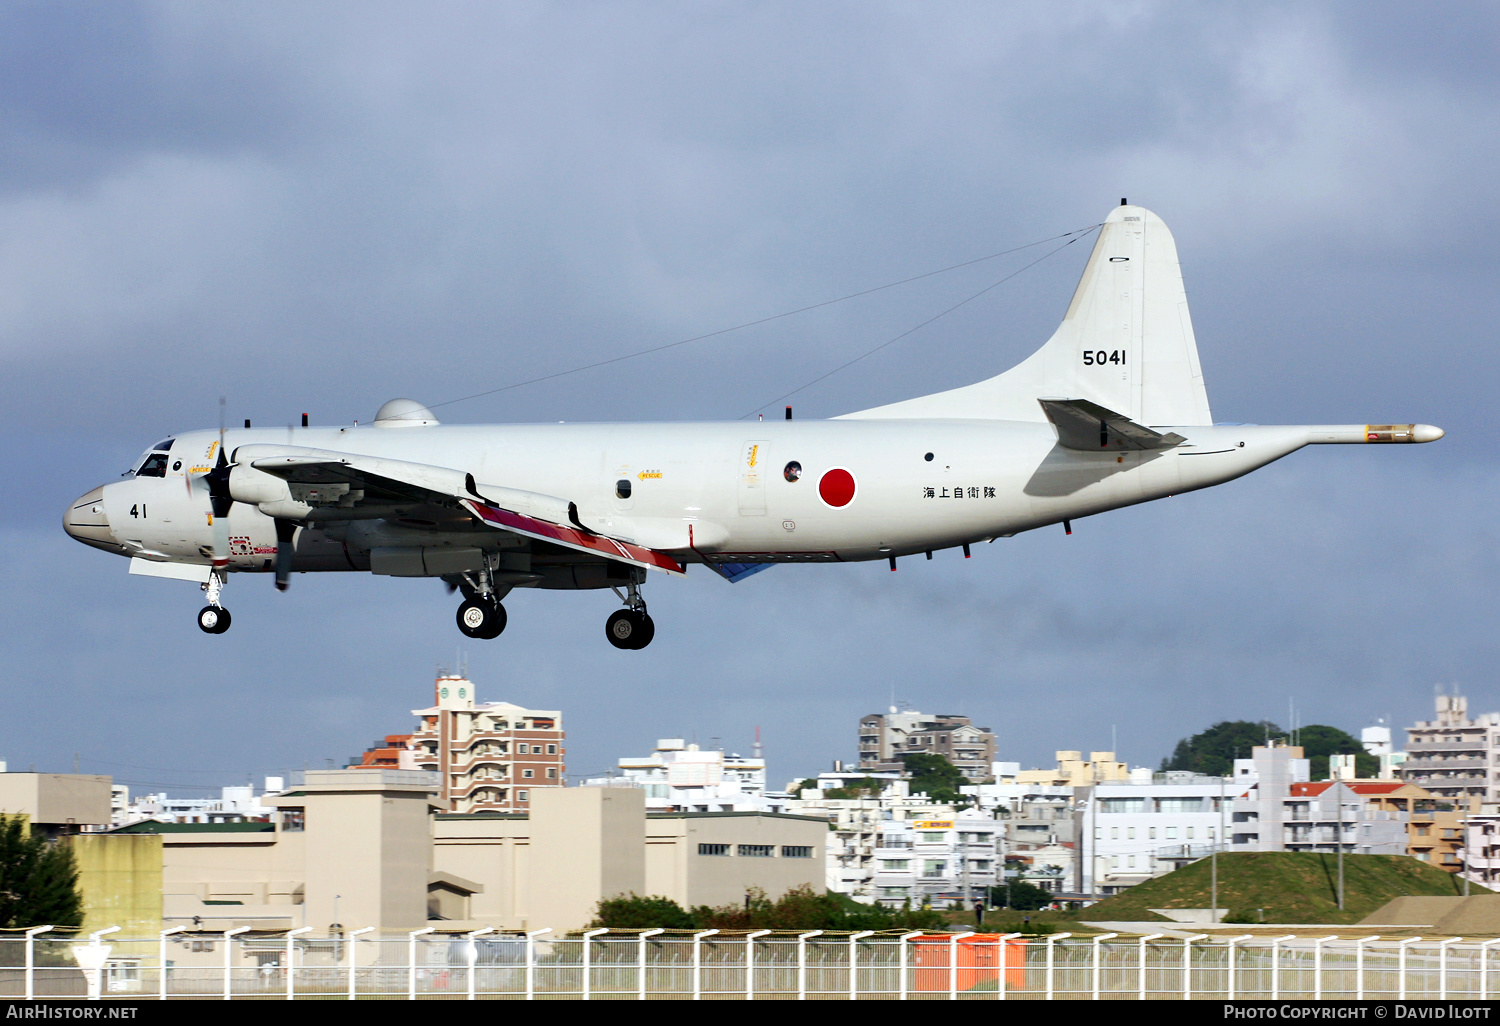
[273,518,296,591]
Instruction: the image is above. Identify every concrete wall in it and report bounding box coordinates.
[71,833,162,936]
[529,787,645,932]
[645,813,827,909]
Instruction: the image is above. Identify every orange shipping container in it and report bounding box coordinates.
[910,934,1028,992]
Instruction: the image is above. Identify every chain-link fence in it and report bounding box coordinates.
[2,928,1496,999]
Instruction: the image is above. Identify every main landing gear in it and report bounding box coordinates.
[457,597,507,639]
[606,576,655,650]
[197,570,231,634]
[453,558,508,640]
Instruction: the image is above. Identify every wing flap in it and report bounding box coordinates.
[460,499,686,576]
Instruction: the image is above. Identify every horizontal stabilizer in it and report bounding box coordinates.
[1039,398,1185,451]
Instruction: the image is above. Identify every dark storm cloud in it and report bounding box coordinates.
[4,2,1494,785]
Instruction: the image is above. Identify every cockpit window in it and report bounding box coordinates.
[135,452,170,478]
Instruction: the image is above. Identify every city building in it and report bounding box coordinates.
[78,774,826,935]
[1082,778,1233,895]
[579,738,782,813]
[1400,693,1500,804]
[0,771,112,836]
[408,675,564,813]
[1016,751,1132,788]
[109,782,282,829]
[787,777,961,902]
[869,811,1002,906]
[1456,814,1500,889]
[857,708,997,782]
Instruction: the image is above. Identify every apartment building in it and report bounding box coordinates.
[1081,779,1233,895]
[857,708,997,782]
[870,812,1002,906]
[787,778,961,902]
[1401,693,1500,804]
[580,739,779,813]
[409,675,563,813]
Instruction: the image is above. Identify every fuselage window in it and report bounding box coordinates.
[136,452,170,478]
[615,479,632,499]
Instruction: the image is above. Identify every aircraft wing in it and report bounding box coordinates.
[1038,398,1186,452]
[231,444,686,576]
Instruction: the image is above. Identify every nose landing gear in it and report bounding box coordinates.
[197,570,231,634]
[606,575,655,650]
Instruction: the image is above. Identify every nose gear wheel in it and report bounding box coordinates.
[197,605,231,634]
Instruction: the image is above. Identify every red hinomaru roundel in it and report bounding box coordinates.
[818,467,856,508]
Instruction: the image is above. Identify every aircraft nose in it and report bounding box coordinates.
[64,486,118,552]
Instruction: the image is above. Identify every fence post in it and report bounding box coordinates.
[898,931,923,1001]
[346,927,374,1000]
[637,928,663,1001]
[158,926,185,1002]
[692,929,719,1001]
[285,926,311,1000]
[24,926,53,1001]
[223,926,250,1001]
[1181,934,1208,1000]
[848,931,874,1000]
[1398,937,1422,1001]
[582,927,608,1000]
[1356,936,1380,1000]
[1313,936,1337,1000]
[1091,932,1118,1000]
[1439,937,1462,1000]
[1046,933,1071,1001]
[745,929,770,999]
[1226,935,1252,1000]
[465,926,494,1001]
[1482,939,1500,1000]
[797,930,823,1000]
[1137,933,1163,1000]
[948,932,974,1001]
[995,932,1021,1000]
[525,928,552,1001]
[1269,935,1295,1001]
[408,926,435,1001]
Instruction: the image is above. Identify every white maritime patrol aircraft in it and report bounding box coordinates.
[64,203,1442,649]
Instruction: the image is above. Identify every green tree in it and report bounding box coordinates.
[1293,725,1380,780]
[987,879,1055,911]
[901,754,971,805]
[591,893,696,929]
[0,817,82,930]
[1161,721,1286,776]
[1162,721,1378,779]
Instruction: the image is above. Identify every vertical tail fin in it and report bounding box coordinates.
[841,205,1213,426]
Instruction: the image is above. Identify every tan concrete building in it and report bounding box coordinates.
[1015,751,1130,787]
[83,773,825,936]
[0,772,112,835]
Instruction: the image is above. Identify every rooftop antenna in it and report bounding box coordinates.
[753,726,762,760]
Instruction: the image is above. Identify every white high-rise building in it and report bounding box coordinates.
[581,739,781,813]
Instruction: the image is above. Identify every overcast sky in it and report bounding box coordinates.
[4,2,1497,795]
